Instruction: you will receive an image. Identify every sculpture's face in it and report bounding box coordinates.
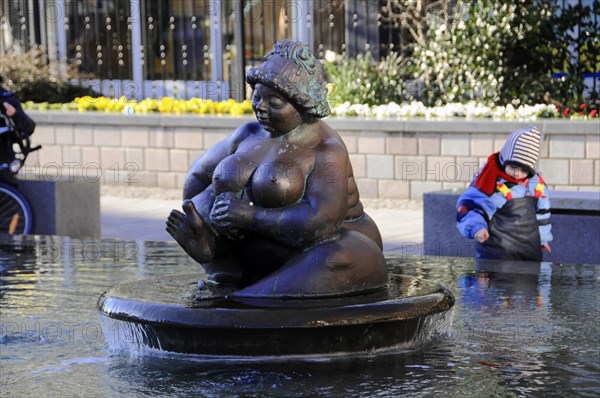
[251,84,302,136]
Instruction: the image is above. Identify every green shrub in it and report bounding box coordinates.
[0,47,99,103]
[411,0,598,108]
[323,52,413,107]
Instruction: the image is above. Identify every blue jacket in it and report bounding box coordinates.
[456,168,553,245]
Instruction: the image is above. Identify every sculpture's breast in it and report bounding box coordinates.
[212,153,258,194]
[251,160,306,208]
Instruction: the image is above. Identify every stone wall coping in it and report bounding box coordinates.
[28,111,599,135]
[551,190,600,211]
[423,189,599,263]
[427,188,600,211]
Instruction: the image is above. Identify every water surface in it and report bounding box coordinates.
[1,235,598,397]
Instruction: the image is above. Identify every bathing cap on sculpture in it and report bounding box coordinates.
[167,40,387,298]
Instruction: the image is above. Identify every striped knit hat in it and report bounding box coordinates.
[499,126,541,177]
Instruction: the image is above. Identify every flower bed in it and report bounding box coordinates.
[21,96,598,120]
[23,96,254,116]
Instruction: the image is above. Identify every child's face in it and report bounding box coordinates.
[505,164,528,180]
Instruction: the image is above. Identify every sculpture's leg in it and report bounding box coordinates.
[201,251,247,286]
[167,199,246,286]
[343,212,383,250]
[232,229,388,298]
[167,199,216,264]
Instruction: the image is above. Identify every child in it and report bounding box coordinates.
[456,127,552,261]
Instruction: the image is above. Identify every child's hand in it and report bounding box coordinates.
[474,228,489,243]
[542,243,551,253]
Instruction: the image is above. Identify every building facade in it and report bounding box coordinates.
[1,1,596,102]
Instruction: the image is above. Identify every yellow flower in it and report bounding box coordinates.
[148,99,159,112]
[94,97,110,111]
[195,99,211,114]
[230,103,244,116]
[68,95,255,115]
[205,101,216,114]
[187,98,202,113]
[240,100,253,113]
[158,97,174,113]
[114,96,129,112]
[172,100,184,114]
[77,98,92,112]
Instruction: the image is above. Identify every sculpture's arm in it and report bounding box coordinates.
[212,140,348,247]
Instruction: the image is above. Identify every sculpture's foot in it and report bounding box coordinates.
[166,199,216,264]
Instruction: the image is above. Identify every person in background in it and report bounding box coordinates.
[456,127,552,261]
[0,75,36,166]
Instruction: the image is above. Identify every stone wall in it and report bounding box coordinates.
[23,111,599,199]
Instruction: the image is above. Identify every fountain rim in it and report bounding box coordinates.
[97,275,455,329]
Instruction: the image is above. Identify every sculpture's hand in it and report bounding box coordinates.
[210,192,255,238]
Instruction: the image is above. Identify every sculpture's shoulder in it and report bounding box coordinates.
[314,120,347,155]
[191,122,262,165]
[227,121,264,150]
[231,121,262,137]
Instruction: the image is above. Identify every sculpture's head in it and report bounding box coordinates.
[246,40,330,119]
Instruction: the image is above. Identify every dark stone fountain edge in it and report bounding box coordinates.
[97,273,455,356]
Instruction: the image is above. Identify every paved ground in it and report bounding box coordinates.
[100,187,424,255]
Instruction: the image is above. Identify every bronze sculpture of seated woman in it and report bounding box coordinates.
[167,40,388,298]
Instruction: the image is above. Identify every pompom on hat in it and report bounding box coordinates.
[499,126,542,178]
[246,40,330,118]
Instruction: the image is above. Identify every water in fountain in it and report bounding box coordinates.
[1,235,598,397]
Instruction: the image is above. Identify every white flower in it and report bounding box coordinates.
[329,101,558,120]
[324,50,337,63]
[387,102,401,116]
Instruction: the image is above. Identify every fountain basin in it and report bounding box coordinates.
[98,272,455,357]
